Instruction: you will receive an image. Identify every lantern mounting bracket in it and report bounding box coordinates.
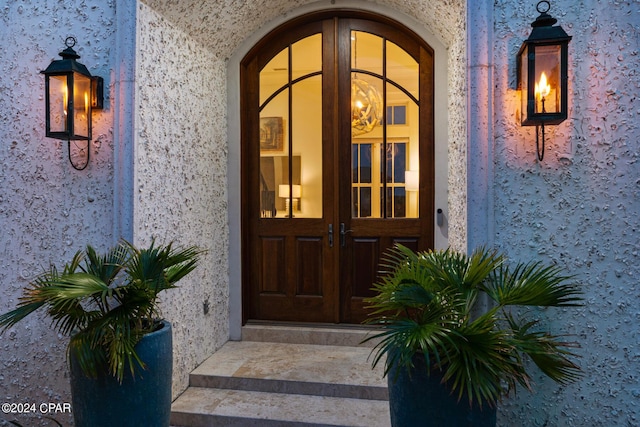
[536,123,545,161]
[67,140,90,170]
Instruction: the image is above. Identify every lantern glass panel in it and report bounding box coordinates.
[73,72,91,139]
[519,44,529,124]
[533,45,561,114]
[49,75,69,134]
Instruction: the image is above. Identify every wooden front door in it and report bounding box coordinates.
[241,13,434,324]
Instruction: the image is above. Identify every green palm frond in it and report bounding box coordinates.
[123,241,167,294]
[443,312,526,407]
[420,247,503,293]
[36,272,111,336]
[364,244,583,408]
[368,278,435,315]
[163,245,202,284]
[366,293,463,376]
[100,306,146,382]
[0,264,106,334]
[485,262,582,307]
[83,243,128,284]
[123,240,201,295]
[506,313,582,384]
[0,301,45,333]
[0,239,203,382]
[69,327,108,379]
[367,321,455,378]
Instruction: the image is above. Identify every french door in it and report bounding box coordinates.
[241,13,434,324]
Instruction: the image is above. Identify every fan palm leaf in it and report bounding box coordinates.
[506,313,581,384]
[365,244,582,408]
[485,262,582,307]
[0,239,203,382]
[82,243,128,285]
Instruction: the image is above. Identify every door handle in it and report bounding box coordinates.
[328,224,334,248]
[340,223,353,247]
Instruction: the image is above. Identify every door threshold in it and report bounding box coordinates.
[245,319,379,330]
[241,321,381,347]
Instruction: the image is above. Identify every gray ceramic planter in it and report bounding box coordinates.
[387,355,497,427]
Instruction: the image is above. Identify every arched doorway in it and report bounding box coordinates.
[241,11,434,324]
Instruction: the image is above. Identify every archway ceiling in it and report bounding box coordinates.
[140,0,463,59]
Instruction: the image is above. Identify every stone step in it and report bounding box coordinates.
[170,326,390,427]
[187,340,387,400]
[171,387,390,427]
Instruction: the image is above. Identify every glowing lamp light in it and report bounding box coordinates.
[535,72,551,110]
[279,184,302,215]
[351,78,382,136]
[405,170,419,192]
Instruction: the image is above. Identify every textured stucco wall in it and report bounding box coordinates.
[446,3,468,252]
[0,1,466,423]
[135,2,230,398]
[141,0,469,249]
[11,0,636,425]
[489,1,640,425]
[143,0,465,58]
[140,0,467,395]
[0,1,116,425]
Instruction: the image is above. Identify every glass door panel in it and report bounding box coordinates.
[260,49,288,107]
[352,143,373,217]
[292,75,322,218]
[386,40,419,101]
[292,34,322,80]
[351,31,383,137]
[387,80,419,219]
[258,87,289,218]
[351,31,382,76]
[259,34,323,218]
[382,141,409,218]
[350,31,420,219]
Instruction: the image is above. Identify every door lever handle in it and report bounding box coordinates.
[340,223,353,247]
[328,224,334,248]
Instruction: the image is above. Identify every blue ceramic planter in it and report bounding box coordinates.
[387,355,497,427]
[69,320,173,427]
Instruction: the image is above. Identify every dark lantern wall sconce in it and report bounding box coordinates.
[41,37,104,170]
[517,1,572,161]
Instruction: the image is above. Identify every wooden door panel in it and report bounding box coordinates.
[341,232,424,324]
[252,226,336,322]
[351,238,379,298]
[349,235,421,296]
[256,232,334,322]
[242,14,434,325]
[296,237,324,296]
[244,18,339,323]
[337,17,434,324]
[260,237,286,294]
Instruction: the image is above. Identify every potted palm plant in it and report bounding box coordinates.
[364,244,582,427]
[0,239,202,427]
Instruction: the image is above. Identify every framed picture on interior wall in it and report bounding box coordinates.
[260,117,284,152]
